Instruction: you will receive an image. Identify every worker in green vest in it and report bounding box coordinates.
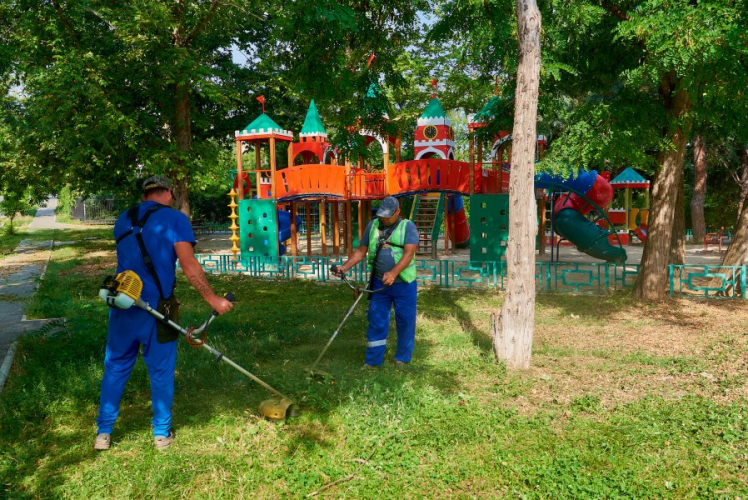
[332,197,419,368]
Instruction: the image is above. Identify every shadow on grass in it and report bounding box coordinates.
[2,276,475,493]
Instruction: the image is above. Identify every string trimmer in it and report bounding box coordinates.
[305,265,385,380]
[99,270,298,421]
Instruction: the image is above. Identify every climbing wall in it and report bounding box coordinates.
[469,194,509,262]
[238,199,279,259]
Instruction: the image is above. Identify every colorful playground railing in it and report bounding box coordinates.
[348,169,386,199]
[386,159,471,195]
[275,164,347,200]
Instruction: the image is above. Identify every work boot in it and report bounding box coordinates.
[94,433,111,451]
[361,364,377,371]
[154,430,175,451]
[394,360,408,367]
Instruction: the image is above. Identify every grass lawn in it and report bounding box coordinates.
[0,215,36,257]
[1,234,748,498]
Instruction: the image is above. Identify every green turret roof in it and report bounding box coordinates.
[421,98,447,119]
[611,167,650,186]
[243,113,282,133]
[473,96,503,123]
[236,113,293,139]
[300,100,327,136]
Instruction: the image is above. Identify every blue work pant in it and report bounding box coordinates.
[96,305,176,437]
[365,278,417,366]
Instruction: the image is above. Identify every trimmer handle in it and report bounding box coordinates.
[330,264,345,278]
[212,291,235,317]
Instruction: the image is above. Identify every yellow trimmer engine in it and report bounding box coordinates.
[99,270,143,309]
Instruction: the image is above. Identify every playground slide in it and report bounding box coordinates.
[535,171,627,263]
[447,196,470,248]
[277,210,302,256]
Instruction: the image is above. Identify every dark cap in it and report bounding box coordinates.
[142,175,172,192]
[376,196,400,218]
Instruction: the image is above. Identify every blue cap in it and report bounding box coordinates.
[376,197,400,218]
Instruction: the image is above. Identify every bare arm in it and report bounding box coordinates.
[335,245,369,275]
[381,243,417,286]
[175,242,233,314]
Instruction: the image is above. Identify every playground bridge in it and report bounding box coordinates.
[253,158,508,201]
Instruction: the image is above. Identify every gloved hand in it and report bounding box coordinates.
[330,264,346,277]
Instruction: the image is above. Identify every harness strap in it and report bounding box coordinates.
[116,204,169,299]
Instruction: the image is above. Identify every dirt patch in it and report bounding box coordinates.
[489,299,748,415]
[60,257,117,277]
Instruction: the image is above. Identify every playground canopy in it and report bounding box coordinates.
[610,167,650,189]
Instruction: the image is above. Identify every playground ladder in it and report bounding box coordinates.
[412,193,444,257]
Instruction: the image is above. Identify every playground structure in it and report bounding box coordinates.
[609,167,651,244]
[227,86,635,265]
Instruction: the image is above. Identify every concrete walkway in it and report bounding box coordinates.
[0,198,67,392]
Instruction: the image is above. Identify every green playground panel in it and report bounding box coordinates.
[239,199,279,259]
[470,194,509,262]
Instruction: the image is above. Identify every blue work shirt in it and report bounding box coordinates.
[360,218,419,283]
[113,201,196,302]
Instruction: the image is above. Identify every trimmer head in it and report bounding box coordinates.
[259,397,300,421]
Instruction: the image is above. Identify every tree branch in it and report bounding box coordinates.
[599,1,629,21]
[183,0,222,46]
[51,0,81,50]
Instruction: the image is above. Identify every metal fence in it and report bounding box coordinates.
[187,254,646,295]
[71,198,131,224]
[669,264,746,299]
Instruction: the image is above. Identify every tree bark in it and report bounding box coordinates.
[690,134,707,244]
[715,183,748,296]
[172,81,192,217]
[491,0,541,370]
[720,147,748,268]
[633,75,691,301]
[736,146,748,221]
[669,173,686,265]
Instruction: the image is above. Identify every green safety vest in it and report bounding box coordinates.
[367,219,416,283]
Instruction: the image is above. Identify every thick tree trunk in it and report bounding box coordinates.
[172,81,192,217]
[690,134,707,243]
[714,187,748,296]
[669,174,686,265]
[491,0,541,370]
[633,77,691,301]
[736,146,748,220]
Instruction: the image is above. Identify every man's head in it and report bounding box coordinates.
[376,196,401,225]
[142,175,174,205]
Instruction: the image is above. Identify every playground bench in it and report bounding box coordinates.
[704,227,725,252]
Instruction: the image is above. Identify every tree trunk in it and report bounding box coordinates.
[669,173,686,265]
[171,81,192,217]
[714,187,748,296]
[633,76,691,301]
[736,146,748,220]
[491,0,541,370]
[690,134,707,243]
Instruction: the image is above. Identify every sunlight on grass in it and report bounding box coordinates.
[2,240,748,497]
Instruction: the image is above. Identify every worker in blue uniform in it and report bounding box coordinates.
[332,197,419,369]
[94,176,233,451]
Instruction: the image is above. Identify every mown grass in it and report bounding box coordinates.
[0,215,35,257]
[1,237,748,498]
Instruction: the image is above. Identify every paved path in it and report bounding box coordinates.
[0,198,68,390]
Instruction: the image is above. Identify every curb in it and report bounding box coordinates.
[0,236,56,396]
[0,341,18,394]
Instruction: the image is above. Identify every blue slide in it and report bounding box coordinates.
[277,210,302,256]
